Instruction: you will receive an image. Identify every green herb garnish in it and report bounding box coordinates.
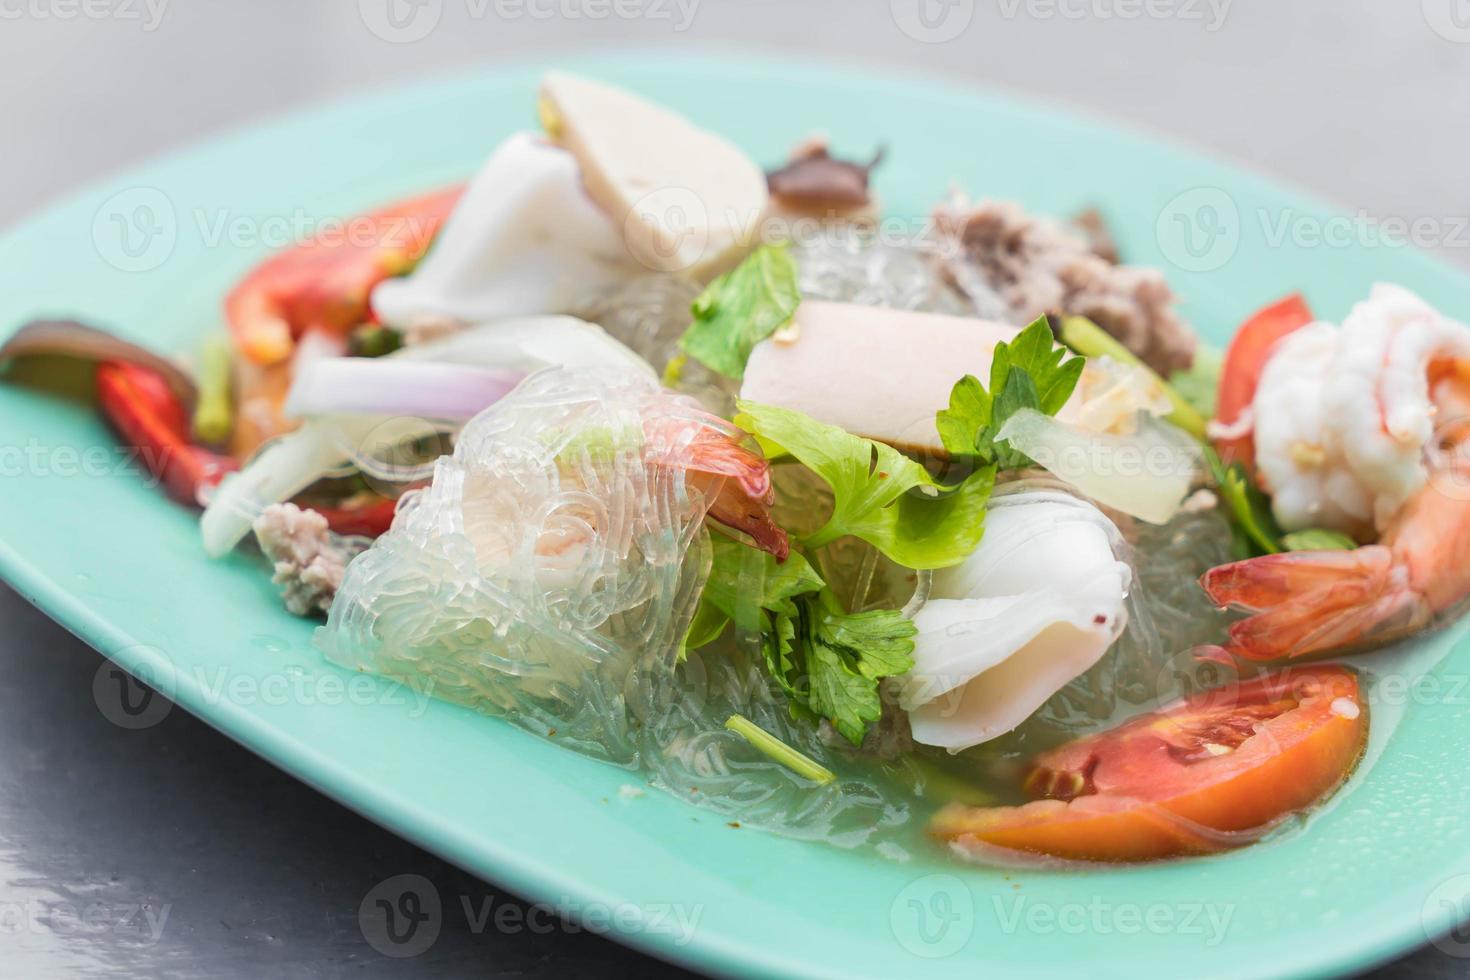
[734,401,995,570]
[724,714,835,784]
[1204,446,1282,557]
[689,535,916,746]
[783,591,917,746]
[676,244,801,380]
[936,316,1085,468]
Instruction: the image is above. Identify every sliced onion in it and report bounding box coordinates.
[201,418,363,557]
[201,315,651,558]
[997,408,1200,525]
[285,359,525,422]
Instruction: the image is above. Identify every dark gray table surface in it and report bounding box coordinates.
[5,1,1470,976]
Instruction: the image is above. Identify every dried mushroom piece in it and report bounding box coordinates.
[766,136,884,217]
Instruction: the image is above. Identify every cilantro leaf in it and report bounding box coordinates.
[989,367,1043,469]
[676,244,800,380]
[991,316,1084,416]
[806,643,882,745]
[761,610,805,705]
[734,401,995,570]
[803,598,916,745]
[682,597,732,654]
[696,534,825,636]
[935,374,992,457]
[936,317,1084,469]
[685,533,917,746]
[817,607,919,680]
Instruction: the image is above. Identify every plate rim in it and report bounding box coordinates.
[2,49,1468,980]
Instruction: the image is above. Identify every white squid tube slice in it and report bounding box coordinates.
[997,408,1200,525]
[899,489,1131,752]
[371,133,641,328]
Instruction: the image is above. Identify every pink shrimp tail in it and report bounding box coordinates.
[646,413,790,561]
[1199,546,1431,661]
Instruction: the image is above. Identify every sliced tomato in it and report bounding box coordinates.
[226,185,463,365]
[930,666,1366,862]
[1214,294,1315,468]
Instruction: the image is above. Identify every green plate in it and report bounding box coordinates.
[3,53,1469,979]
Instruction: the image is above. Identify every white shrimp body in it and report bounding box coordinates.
[1252,322,1367,533]
[1251,284,1470,537]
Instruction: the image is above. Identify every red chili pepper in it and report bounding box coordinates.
[96,360,237,507]
[301,496,400,538]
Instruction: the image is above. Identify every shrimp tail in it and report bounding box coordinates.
[1199,546,1431,660]
[647,412,790,562]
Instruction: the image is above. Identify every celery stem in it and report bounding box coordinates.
[724,714,835,784]
[192,335,234,445]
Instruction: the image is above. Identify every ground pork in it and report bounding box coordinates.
[933,197,1198,376]
[252,503,364,617]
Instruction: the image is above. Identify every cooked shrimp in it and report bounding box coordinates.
[1252,284,1470,537]
[1201,456,1470,659]
[1203,285,1470,659]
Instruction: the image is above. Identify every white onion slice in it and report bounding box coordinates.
[997,408,1199,525]
[284,359,524,422]
[201,316,653,558]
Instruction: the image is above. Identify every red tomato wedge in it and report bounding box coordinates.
[225,185,463,366]
[930,666,1366,862]
[1213,294,1315,469]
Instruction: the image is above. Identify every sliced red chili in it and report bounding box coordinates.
[96,361,236,507]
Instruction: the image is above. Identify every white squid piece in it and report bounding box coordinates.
[371,133,643,329]
[898,488,1131,752]
[373,73,771,329]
